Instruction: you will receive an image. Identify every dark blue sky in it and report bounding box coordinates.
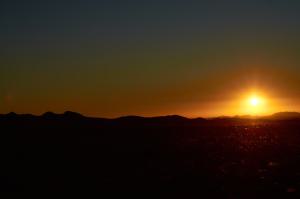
[1,0,300,117]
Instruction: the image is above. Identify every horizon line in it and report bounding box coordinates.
[1,110,300,120]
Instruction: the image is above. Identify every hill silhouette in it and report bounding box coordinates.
[2,111,300,122]
[1,111,300,197]
[41,111,84,119]
[266,112,300,120]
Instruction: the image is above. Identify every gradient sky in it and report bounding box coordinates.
[1,0,300,117]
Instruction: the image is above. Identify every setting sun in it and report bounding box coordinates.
[249,97,261,107]
[243,93,267,115]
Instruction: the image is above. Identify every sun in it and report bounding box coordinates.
[244,94,267,115]
[249,97,261,107]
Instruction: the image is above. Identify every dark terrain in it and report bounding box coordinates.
[1,111,300,198]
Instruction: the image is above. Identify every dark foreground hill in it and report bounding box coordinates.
[1,112,300,198]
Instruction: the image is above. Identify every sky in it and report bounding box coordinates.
[1,0,300,117]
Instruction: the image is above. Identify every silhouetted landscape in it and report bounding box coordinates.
[1,111,300,197]
[3,0,300,198]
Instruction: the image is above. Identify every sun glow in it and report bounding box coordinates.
[244,93,267,115]
[249,97,261,107]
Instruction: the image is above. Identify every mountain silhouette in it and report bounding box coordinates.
[266,112,300,120]
[62,111,84,119]
[5,112,18,118]
[1,111,300,122]
[1,110,300,196]
[42,112,58,119]
[41,111,85,120]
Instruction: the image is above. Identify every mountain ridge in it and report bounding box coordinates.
[1,111,300,121]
